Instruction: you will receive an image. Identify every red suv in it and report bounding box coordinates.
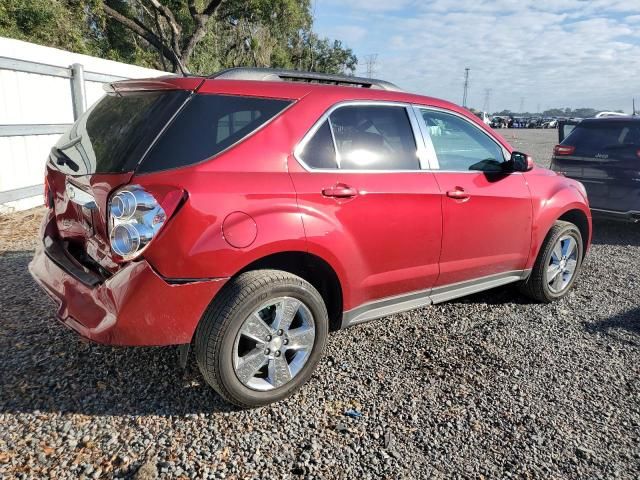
[30,68,591,407]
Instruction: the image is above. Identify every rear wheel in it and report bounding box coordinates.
[195,270,328,407]
[519,220,583,303]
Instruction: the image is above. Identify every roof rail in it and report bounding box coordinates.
[209,67,403,92]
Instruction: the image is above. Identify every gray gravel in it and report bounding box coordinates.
[1,129,639,479]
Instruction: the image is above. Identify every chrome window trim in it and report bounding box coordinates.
[293,100,426,173]
[412,105,512,171]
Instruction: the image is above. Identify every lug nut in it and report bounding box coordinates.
[277,329,284,336]
[264,348,271,355]
[283,338,289,345]
[265,335,272,341]
[275,350,281,357]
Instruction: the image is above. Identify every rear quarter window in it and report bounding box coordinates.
[139,94,291,173]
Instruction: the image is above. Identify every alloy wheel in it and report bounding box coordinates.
[546,234,579,294]
[233,296,315,391]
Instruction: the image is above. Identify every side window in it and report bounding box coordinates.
[299,120,338,169]
[420,109,505,172]
[329,105,419,170]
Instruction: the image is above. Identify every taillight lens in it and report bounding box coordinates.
[554,145,575,155]
[108,185,182,261]
[636,149,640,159]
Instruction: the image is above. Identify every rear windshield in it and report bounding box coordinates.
[138,94,292,173]
[54,91,189,175]
[564,122,640,156]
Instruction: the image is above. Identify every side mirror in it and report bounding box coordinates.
[509,151,534,172]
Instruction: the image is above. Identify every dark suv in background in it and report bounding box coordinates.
[551,117,640,222]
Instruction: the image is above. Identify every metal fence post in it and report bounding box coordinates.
[70,63,86,120]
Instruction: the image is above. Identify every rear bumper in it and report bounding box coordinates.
[591,208,640,223]
[29,235,227,346]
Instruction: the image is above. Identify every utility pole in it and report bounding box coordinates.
[482,88,492,113]
[462,67,470,107]
[519,97,525,113]
[363,54,378,78]
[537,103,541,114]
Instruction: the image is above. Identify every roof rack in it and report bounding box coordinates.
[209,67,403,92]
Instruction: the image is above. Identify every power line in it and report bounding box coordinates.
[462,67,470,107]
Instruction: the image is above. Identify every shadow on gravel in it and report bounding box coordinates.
[591,219,640,247]
[0,250,239,416]
[583,307,640,347]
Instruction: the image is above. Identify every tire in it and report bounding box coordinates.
[519,220,584,303]
[194,269,328,408]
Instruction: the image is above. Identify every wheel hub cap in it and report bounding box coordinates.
[546,234,579,294]
[233,296,315,391]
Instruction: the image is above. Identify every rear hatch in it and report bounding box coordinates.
[551,120,640,212]
[46,80,194,273]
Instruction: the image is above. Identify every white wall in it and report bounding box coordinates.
[0,37,169,212]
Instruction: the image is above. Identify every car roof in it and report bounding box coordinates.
[580,116,639,124]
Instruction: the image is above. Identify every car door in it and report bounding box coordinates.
[415,106,533,287]
[289,102,443,310]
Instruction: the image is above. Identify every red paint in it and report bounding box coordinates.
[30,76,592,346]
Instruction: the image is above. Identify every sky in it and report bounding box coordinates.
[313,0,640,113]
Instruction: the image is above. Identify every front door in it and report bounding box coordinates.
[416,107,533,287]
[289,102,443,310]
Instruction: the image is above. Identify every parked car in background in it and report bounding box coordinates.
[551,116,640,222]
[542,118,558,129]
[490,116,507,128]
[29,68,592,407]
[474,111,492,125]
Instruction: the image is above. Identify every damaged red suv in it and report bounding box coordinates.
[30,68,591,407]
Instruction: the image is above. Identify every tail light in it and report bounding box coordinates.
[108,185,184,261]
[554,145,575,155]
[636,149,640,159]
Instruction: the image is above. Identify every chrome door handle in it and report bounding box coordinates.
[322,184,358,198]
[446,188,470,200]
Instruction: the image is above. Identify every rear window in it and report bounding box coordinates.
[54,91,189,175]
[139,94,291,173]
[564,122,640,156]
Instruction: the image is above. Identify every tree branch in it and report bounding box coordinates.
[103,4,188,73]
[146,0,182,55]
[182,0,224,64]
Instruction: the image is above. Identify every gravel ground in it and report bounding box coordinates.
[1,129,639,479]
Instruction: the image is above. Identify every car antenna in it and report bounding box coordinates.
[633,98,637,116]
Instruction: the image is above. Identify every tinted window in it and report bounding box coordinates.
[300,121,337,168]
[140,94,291,173]
[420,109,505,172]
[563,122,640,158]
[54,91,188,175]
[329,105,419,170]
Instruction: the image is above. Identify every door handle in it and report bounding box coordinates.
[446,188,470,200]
[322,184,358,198]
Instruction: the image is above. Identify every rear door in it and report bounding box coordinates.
[415,106,532,287]
[289,102,442,308]
[552,121,640,212]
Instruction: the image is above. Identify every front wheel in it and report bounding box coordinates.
[195,270,328,408]
[519,220,584,303]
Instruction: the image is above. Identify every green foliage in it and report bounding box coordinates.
[0,0,358,75]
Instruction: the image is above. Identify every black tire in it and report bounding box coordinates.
[194,269,328,408]
[519,220,584,303]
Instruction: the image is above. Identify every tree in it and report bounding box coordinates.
[102,0,224,73]
[0,0,358,75]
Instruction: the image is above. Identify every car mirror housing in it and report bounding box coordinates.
[509,151,534,172]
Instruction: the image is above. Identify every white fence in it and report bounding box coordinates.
[0,37,168,212]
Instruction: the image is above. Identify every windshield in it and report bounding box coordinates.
[53,91,189,175]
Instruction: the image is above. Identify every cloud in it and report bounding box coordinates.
[314,0,640,112]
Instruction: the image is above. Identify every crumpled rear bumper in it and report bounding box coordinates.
[29,236,227,346]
